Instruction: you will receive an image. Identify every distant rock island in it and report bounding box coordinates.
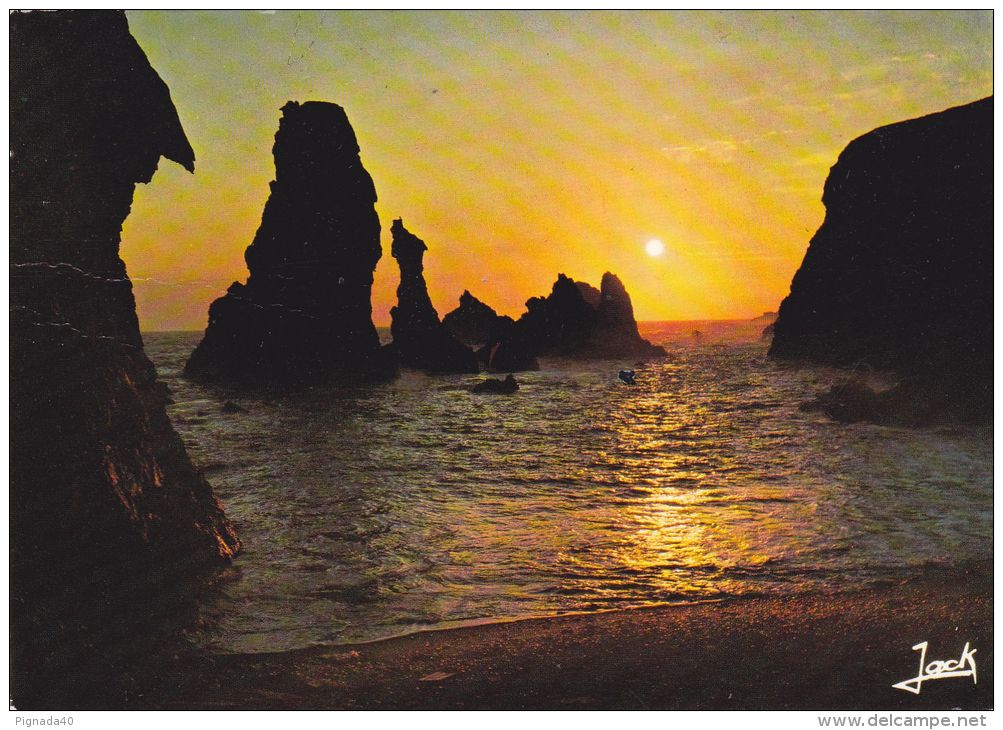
[10,10,239,707]
[389,219,479,374]
[769,97,992,425]
[755,311,778,339]
[483,272,666,371]
[186,101,394,383]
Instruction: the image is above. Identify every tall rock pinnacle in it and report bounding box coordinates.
[186,101,394,383]
[389,219,479,374]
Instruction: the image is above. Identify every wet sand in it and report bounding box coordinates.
[154,563,992,710]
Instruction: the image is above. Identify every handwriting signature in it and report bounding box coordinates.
[892,641,977,695]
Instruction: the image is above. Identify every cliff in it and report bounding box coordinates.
[769,98,992,424]
[185,101,395,383]
[389,220,479,374]
[485,272,665,371]
[10,10,239,707]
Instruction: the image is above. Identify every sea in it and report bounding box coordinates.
[144,321,993,655]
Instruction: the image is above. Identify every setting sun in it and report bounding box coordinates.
[645,239,665,257]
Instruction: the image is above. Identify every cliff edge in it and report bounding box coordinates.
[769,98,992,425]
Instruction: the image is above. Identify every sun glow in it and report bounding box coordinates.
[645,239,665,257]
[122,10,993,329]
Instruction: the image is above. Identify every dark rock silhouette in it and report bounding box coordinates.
[472,374,520,394]
[10,10,239,707]
[799,380,884,423]
[761,322,775,339]
[769,98,992,425]
[800,376,972,427]
[389,220,480,374]
[618,369,637,385]
[185,100,394,383]
[484,274,592,371]
[486,272,665,370]
[589,273,667,358]
[478,329,542,373]
[442,290,515,347]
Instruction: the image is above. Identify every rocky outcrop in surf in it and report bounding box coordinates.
[484,272,665,371]
[10,10,239,707]
[185,100,394,383]
[471,374,520,394]
[389,219,479,374]
[769,98,992,425]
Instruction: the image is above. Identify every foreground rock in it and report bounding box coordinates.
[186,100,394,383]
[485,272,665,371]
[442,290,515,346]
[770,98,992,425]
[389,220,479,374]
[11,10,239,707]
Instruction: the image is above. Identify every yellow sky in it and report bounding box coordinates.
[122,10,992,330]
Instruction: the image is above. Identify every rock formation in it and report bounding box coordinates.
[185,100,394,383]
[389,220,480,374]
[801,375,983,427]
[10,10,239,707]
[485,272,665,370]
[442,290,515,347]
[589,273,667,358]
[769,97,992,425]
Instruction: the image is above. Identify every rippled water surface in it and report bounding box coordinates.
[145,322,992,653]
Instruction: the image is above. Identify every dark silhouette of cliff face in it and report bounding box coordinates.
[10,10,239,707]
[769,98,992,425]
[186,101,394,383]
[442,290,515,347]
[486,272,665,370]
[389,219,479,374]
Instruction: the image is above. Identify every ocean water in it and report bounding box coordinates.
[144,322,992,654]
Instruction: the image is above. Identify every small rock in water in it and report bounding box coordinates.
[471,374,519,394]
[221,401,247,414]
[618,369,636,385]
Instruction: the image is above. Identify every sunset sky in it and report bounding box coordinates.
[122,10,992,331]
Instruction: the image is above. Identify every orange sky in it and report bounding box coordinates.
[121,10,992,330]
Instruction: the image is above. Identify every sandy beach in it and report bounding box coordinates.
[144,563,992,711]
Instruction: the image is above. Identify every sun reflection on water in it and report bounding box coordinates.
[145,329,992,652]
